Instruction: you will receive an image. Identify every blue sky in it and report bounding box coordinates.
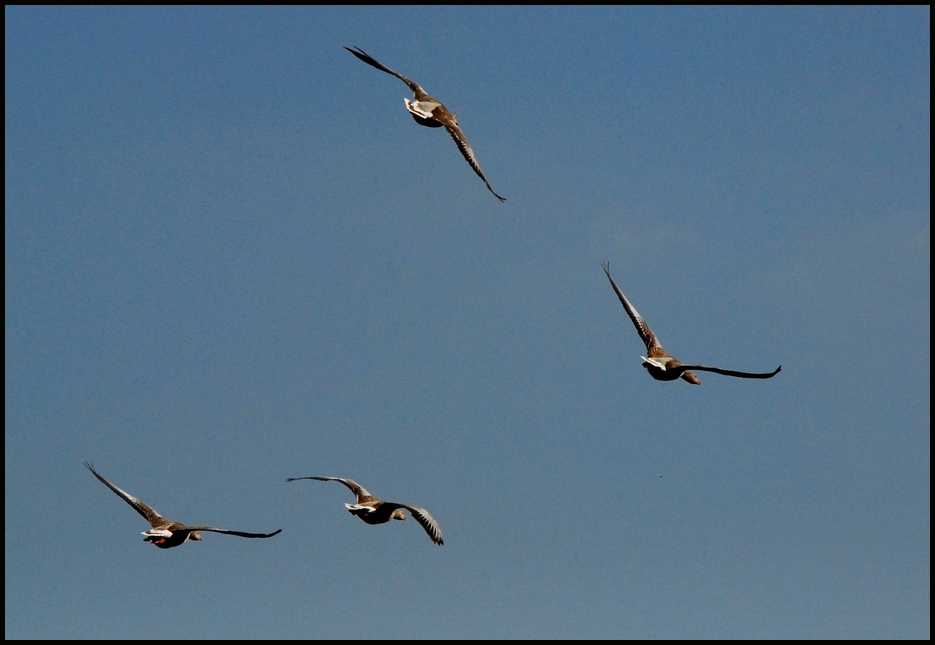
[5,6,929,639]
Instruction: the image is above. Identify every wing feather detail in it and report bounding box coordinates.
[601,263,661,352]
[445,124,506,202]
[344,46,429,99]
[288,475,376,503]
[85,462,166,529]
[396,503,444,545]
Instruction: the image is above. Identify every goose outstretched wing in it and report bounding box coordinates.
[287,475,377,503]
[601,263,662,353]
[445,123,506,202]
[389,502,444,545]
[183,526,283,539]
[85,462,166,529]
[680,364,782,379]
[344,46,429,100]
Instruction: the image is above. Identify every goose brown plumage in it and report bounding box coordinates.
[344,45,505,202]
[85,463,282,548]
[601,263,781,385]
[287,475,443,545]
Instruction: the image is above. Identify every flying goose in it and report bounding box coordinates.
[344,45,506,202]
[85,463,282,549]
[601,263,781,385]
[287,475,443,545]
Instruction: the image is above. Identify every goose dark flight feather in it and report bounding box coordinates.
[601,263,781,385]
[287,475,444,545]
[344,46,506,202]
[85,463,282,548]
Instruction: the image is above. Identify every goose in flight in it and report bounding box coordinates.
[287,475,443,545]
[85,463,282,549]
[601,263,781,385]
[344,45,506,202]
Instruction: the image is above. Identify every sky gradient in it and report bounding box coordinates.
[5,6,930,638]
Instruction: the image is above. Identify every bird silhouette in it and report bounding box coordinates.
[601,262,781,384]
[288,475,443,545]
[345,45,505,202]
[86,462,281,548]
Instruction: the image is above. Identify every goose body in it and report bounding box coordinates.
[288,475,443,545]
[601,263,781,385]
[344,46,505,202]
[85,463,282,549]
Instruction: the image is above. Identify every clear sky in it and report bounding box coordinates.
[5,6,929,639]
